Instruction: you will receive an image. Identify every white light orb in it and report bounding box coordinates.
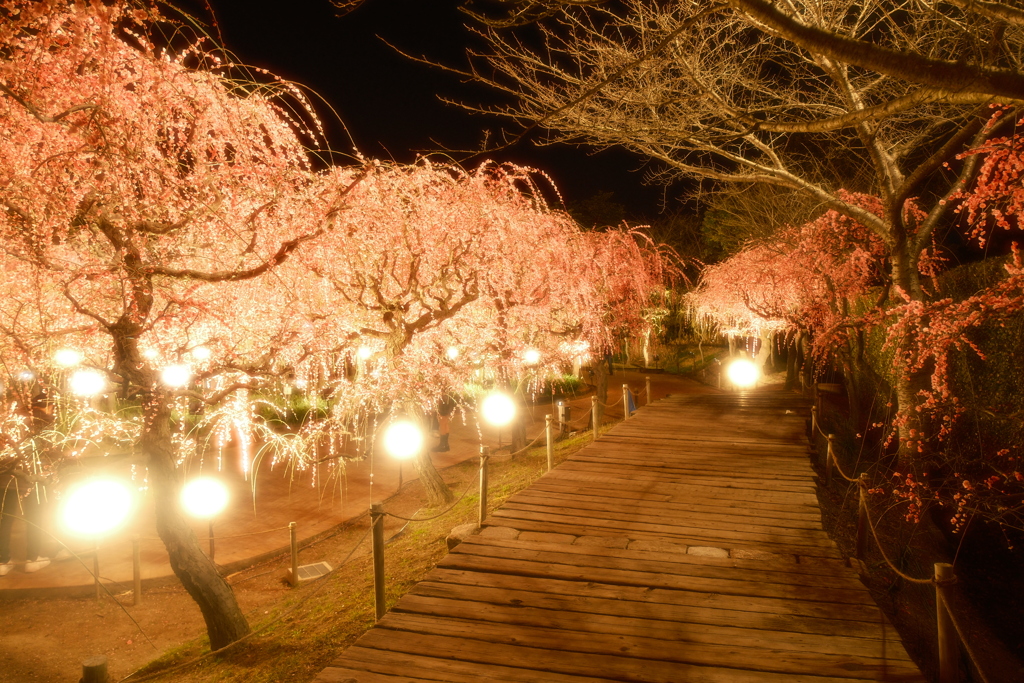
[481,392,516,427]
[17,370,35,382]
[727,359,760,388]
[141,348,158,360]
[62,479,133,536]
[69,369,105,397]
[161,364,191,388]
[293,378,308,390]
[446,346,459,360]
[54,349,83,368]
[181,477,230,519]
[191,346,211,361]
[383,419,424,461]
[357,346,373,360]
[523,348,541,365]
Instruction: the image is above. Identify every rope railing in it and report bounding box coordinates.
[383,475,477,523]
[809,404,984,683]
[87,375,665,681]
[119,525,374,683]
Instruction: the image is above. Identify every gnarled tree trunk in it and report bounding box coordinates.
[144,399,251,650]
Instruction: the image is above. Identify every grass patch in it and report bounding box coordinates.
[126,426,605,683]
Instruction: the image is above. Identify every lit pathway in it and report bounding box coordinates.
[315,392,925,682]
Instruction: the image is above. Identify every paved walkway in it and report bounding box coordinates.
[315,391,925,682]
[0,370,685,596]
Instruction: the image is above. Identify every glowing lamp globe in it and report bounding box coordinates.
[727,359,759,388]
[141,348,158,360]
[446,346,459,360]
[181,478,230,519]
[161,364,191,388]
[357,346,373,360]
[54,348,83,368]
[383,420,424,461]
[17,370,34,382]
[523,349,541,366]
[62,479,133,536]
[191,346,211,361]
[69,369,105,397]
[481,392,516,427]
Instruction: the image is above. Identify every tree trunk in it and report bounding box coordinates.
[413,449,454,507]
[144,398,251,650]
[785,332,799,390]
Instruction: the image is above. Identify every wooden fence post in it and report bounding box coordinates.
[132,535,141,606]
[811,405,817,437]
[93,540,101,601]
[623,384,630,418]
[646,376,651,405]
[826,434,835,487]
[545,415,553,473]
[81,655,109,683]
[370,503,385,622]
[856,474,869,562]
[289,521,298,587]
[479,448,490,527]
[591,397,599,441]
[935,562,958,683]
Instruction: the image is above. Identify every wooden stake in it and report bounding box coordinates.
[623,384,630,418]
[826,434,835,487]
[545,415,553,473]
[591,397,599,441]
[132,535,141,606]
[289,521,298,587]
[856,474,869,561]
[935,562,958,683]
[93,539,101,600]
[479,448,490,527]
[646,376,651,405]
[81,655,109,683]
[370,503,385,622]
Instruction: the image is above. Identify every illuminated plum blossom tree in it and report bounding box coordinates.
[0,0,365,647]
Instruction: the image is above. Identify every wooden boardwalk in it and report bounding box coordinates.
[315,391,925,682]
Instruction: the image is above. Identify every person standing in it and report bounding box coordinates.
[431,396,456,453]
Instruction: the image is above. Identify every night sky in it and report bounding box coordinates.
[185,0,667,220]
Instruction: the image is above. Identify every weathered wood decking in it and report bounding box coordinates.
[315,392,925,682]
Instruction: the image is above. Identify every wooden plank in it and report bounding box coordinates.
[525,481,824,517]
[338,645,623,683]
[417,571,891,633]
[507,490,826,528]
[393,593,916,662]
[436,552,871,605]
[379,611,924,680]
[459,535,866,586]
[498,500,829,538]
[312,667,435,683]
[355,628,886,683]
[486,508,839,550]
[482,515,844,558]
[317,393,923,683]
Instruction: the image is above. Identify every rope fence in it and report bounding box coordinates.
[809,404,984,683]
[78,377,664,681]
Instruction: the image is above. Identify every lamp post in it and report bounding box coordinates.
[478,392,516,526]
[61,479,133,600]
[481,391,516,451]
[726,359,760,390]
[181,477,229,562]
[382,418,423,491]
